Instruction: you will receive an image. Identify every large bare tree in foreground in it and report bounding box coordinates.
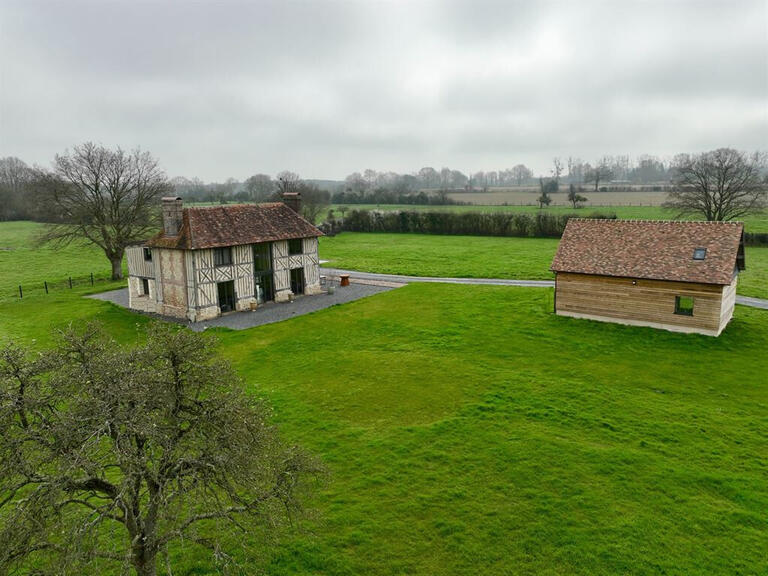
[38,143,172,279]
[665,148,767,221]
[0,324,319,576]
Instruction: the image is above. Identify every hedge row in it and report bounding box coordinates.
[339,210,617,238]
[745,232,768,247]
[336,210,767,246]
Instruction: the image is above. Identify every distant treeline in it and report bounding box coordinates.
[335,209,617,238]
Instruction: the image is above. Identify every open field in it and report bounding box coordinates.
[330,204,768,234]
[448,188,671,206]
[1,268,767,574]
[0,221,123,301]
[320,233,768,300]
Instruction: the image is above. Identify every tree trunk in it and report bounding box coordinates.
[111,255,123,280]
[132,554,157,576]
[131,539,157,576]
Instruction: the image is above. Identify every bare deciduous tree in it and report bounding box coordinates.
[584,157,614,192]
[552,157,563,185]
[275,171,301,196]
[664,148,767,221]
[567,184,588,208]
[0,324,319,576]
[0,157,35,220]
[37,143,171,279]
[244,173,275,202]
[537,178,552,208]
[297,181,331,223]
[511,164,532,186]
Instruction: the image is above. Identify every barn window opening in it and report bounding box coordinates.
[693,248,707,260]
[141,278,150,296]
[214,247,232,267]
[253,243,272,272]
[675,296,694,316]
[143,247,152,261]
[288,238,303,255]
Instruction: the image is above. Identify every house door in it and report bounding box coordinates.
[254,273,274,303]
[290,268,305,295]
[217,281,236,313]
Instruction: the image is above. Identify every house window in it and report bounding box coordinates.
[253,243,272,272]
[141,278,150,296]
[143,247,152,261]
[213,247,232,267]
[674,296,694,316]
[288,238,303,255]
[693,248,707,260]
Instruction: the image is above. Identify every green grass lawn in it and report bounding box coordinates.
[320,232,768,300]
[0,221,122,301]
[321,233,560,280]
[1,280,767,575]
[329,204,768,233]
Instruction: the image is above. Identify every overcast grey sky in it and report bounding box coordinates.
[0,0,766,181]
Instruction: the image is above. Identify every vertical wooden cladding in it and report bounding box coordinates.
[554,272,732,335]
[271,241,291,293]
[719,275,738,330]
[232,245,254,302]
[125,246,154,278]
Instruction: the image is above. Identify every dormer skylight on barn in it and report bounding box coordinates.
[693,248,707,260]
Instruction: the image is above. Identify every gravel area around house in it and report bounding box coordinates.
[87,282,401,331]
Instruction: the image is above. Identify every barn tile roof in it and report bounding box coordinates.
[147,203,322,250]
[550,219,745,285]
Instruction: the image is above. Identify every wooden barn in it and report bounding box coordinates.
[550,219,745,336]
[125,196,323,321]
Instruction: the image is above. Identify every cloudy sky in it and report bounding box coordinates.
[0,0,766,181]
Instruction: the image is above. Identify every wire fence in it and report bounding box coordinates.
[8,272,117,301]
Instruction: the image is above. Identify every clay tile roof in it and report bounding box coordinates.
[550,219,745,285]
[147,203,322,250]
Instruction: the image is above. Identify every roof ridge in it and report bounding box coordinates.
[186,202,284,211]
[569,218,743,225]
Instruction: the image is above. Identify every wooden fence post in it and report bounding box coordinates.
[19,285,22,299]
[69,277,72,289]
[90,273,94,285]
[44,281,48,294]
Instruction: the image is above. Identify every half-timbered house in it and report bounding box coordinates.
[126,197,323,321]
[551,219,745,336]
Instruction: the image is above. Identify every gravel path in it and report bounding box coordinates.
[324,268,768,310]
[322,268,554,287]
[87,282,399,331]
[735,295,768,310]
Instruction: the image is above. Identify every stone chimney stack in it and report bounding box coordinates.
[283,192,301,215]
[161,197,183,237]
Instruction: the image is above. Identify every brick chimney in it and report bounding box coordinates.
[283,192,301,214]
[161,197,183,236]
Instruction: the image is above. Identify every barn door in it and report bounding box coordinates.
[290,268,305,295]
[217,281,236,313]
